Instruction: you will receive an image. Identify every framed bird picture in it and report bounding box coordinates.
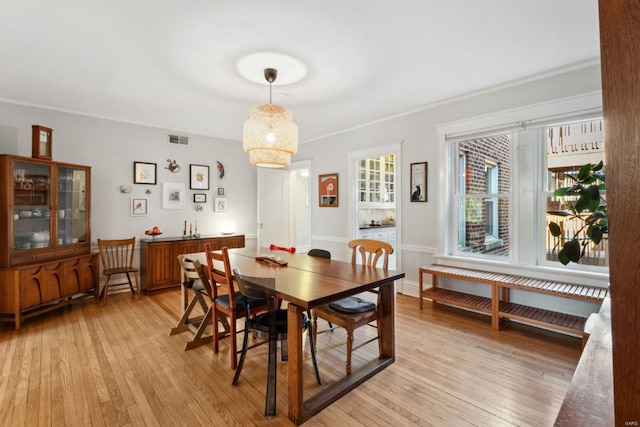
[131,197,149,216]
[190,164,209,190]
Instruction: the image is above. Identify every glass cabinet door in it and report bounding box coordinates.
[57,167,88,245]
[13,161,52,251]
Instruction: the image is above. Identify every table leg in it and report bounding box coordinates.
[266,297,278,417]
[287,304,304,423]
[287,279,397,425]
[378,280,395,358]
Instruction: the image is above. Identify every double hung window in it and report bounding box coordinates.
[443,113,607,271]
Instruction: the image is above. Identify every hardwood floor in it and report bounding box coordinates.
[0,291,581,426]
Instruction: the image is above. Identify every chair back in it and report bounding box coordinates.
[308,248,331,259]
[348,238,393,269]
[232,267,277,301]
[204,244,236,306]
[177,254,212,297]
[98,237,136,272]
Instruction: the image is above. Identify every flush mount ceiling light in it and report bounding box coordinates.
[242,68,298,168]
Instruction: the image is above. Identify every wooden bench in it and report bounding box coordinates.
[419,264,609,337]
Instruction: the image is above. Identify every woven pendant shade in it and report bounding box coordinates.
[243,103,298,168]
[242,68,298,168]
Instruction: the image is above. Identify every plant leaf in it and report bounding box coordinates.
[563,239,581,263]
[578,163,592,181]
[549,222,562,237]
[593,160,604,172]
[558,249,570,265]
[575,191,592,213]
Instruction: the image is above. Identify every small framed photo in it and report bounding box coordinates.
[133,161,157,185]
[131,197,149,216]
[410,162,428,202]
[319,173,338,207]
[193,193,206,203]
[190,164,209,190]
[163,182,185,209]
[217,187,225,196]
[215,197,227,213]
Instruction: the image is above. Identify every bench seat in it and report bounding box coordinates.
[419,264,608,336]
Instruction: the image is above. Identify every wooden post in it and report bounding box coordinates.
[599,0,640,422]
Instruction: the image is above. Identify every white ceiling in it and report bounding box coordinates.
[0,1,600,143]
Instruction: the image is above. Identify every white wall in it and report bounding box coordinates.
[297,62,603,297]
[0,103,258,247]
[0,62,603,302]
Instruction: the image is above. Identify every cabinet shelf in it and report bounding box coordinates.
[1,154,95,331]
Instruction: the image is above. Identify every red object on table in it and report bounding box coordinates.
[269,244,296,253]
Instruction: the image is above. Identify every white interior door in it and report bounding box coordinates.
[257,168,289,249]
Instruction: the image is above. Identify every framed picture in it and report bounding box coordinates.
[410,162,427,202]
[318,173,339,207]
[131,197,149,216]
[190,164,209,190]
[215,197,227,213]
[217,187,224,196]
[133,161,157,185]
[162,182,185,209]
[193,193,206,203]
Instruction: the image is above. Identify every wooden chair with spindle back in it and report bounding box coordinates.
[97,237,140,305]
[313,238,393,375]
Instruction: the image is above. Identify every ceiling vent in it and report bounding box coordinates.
[168,134,189,146]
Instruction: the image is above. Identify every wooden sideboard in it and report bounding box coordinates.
[0,252,99,331]
[139,234,245,292]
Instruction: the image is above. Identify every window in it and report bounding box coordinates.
[543,118,607,267]
[453,135,511,258]
[442,112,607,271]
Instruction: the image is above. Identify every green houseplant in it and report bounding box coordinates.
[548,161,607,265]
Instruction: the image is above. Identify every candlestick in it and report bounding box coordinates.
[189,223,192,235]
[184,220,186,233]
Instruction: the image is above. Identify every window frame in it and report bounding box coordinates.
[435,92,608,286]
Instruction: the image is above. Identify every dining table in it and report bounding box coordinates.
[185,246,405,424]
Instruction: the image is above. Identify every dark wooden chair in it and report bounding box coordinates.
[313,239,393,374]
[232,267,320,418]
[97,237,140,305]
[205,244,268,369]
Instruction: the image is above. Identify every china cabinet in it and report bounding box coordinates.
[358,155,395,208]
[140,234,245,292]
[0,154,97,331]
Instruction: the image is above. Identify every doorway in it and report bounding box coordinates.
[257,160,311,252]
[348,143,401,272]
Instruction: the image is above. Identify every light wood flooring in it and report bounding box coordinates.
[0,290,581,426]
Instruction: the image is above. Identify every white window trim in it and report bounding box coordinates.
[435,91,609,287]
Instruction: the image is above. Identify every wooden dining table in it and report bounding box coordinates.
[186,246,405,424]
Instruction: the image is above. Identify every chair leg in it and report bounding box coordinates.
[170,292,200,335]
[307,315,322,385]
[229,314,238,369]
[346,328,354,375]
[133,272,141,299]
[312,311,318,349]
[101,275,111,305]
[125,273,136,298]
[232,317,251,385]
[280,337,288,361]
[213,306,220,354]
[184,308,214,351]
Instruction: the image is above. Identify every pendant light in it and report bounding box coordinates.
[242,68,298,168]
